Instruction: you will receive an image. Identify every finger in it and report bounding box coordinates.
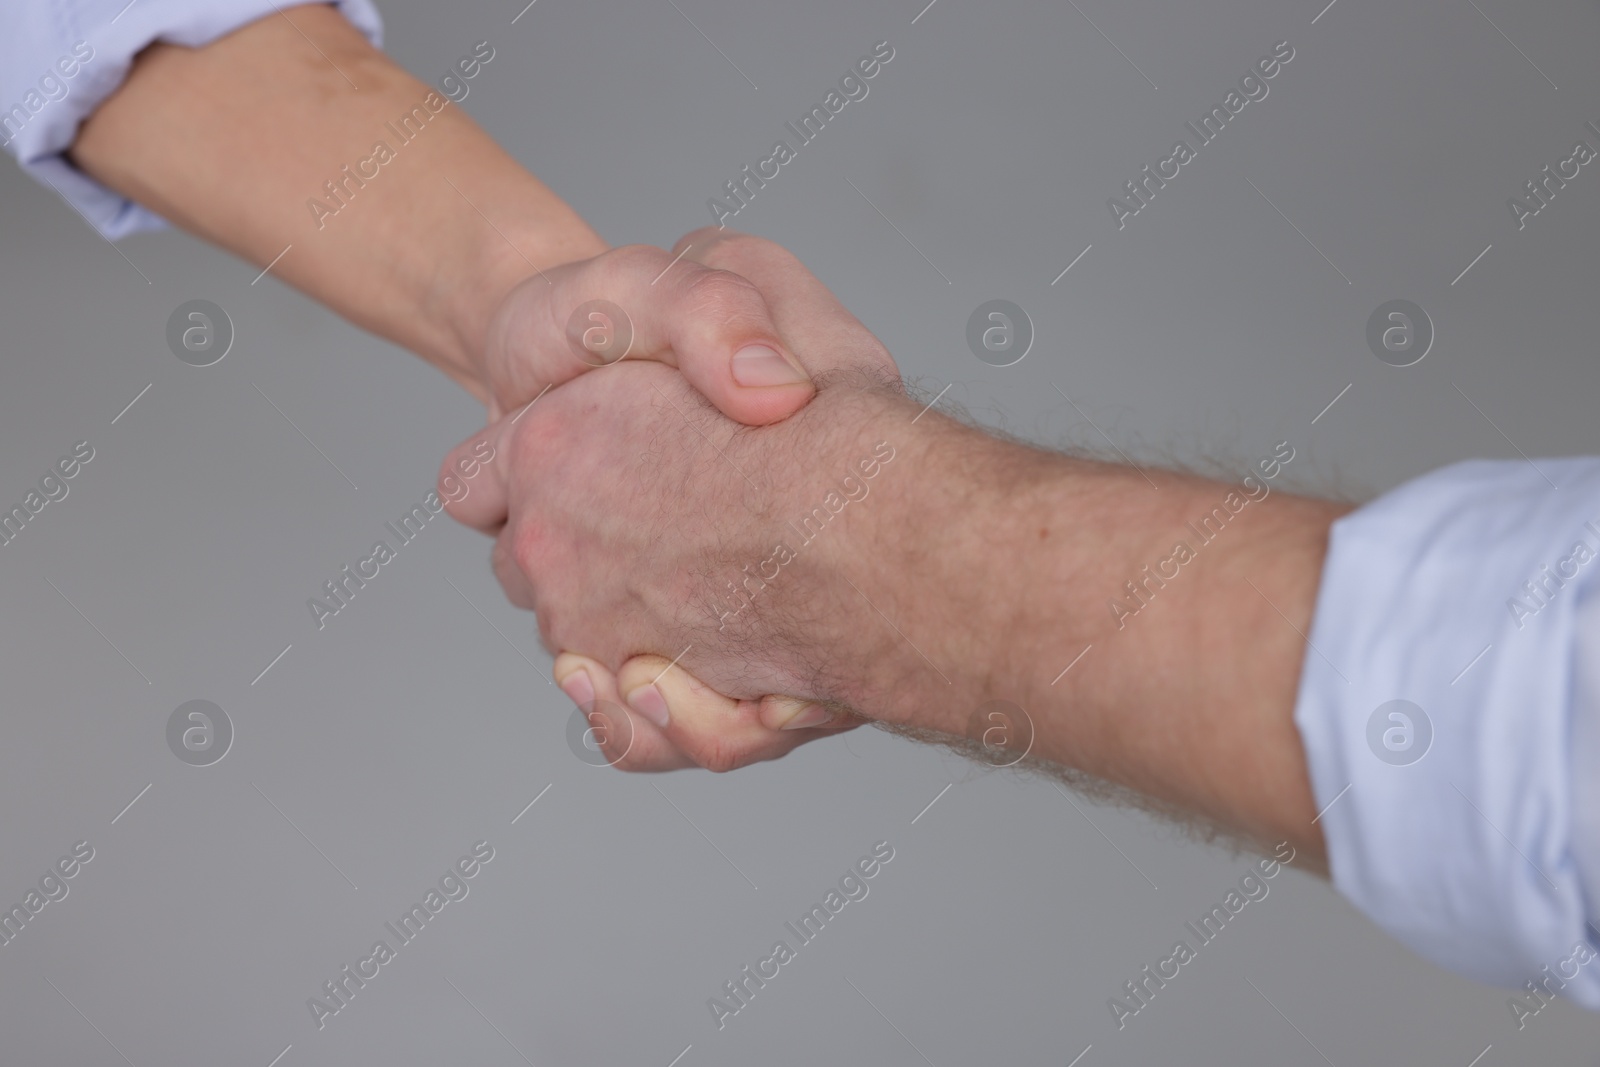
[554,653,696,772]
[488,521,536,610]
[491,245,815,427]
[756,694,862,733]
[616,656,843,773]
[672,228,900,384]
[436,411,518,534]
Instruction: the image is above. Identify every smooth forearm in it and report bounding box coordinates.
[842,406,1347,863]
[69,4,605,401]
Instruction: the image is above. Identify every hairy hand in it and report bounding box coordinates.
[443,231,916,770]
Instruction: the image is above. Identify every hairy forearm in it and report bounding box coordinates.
[69,4,605,401]
[833,402,1347,865]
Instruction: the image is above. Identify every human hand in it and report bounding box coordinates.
[442,230,928,771]
[475,243,816,425]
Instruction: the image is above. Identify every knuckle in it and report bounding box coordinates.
[488,544,534,611]
[509,408,564,468]
[599,244,672,285]
[689,736,748,775]
[509,519,546,579]
[680,268,763,323]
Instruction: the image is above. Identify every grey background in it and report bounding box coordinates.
[2,0,1598,1062]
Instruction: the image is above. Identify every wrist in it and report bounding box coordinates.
[864,422,1345,850]
[828,416,1205,746]
[429,216,607,406]
[809,401,1035,727]
[70,3,609,411]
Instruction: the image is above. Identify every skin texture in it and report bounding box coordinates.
[68,4,814,424]
[65,4,1342,869]
[445,231,1349,867]
[65,6,838,774]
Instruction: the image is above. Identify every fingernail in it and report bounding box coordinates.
[560,669,595,709]
[780,703,832,731]
[732,344,808,387]
[625,683,671,728]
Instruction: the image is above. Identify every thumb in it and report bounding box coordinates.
[489,245,817,428]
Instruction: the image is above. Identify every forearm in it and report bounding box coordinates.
[69,4,605,402]
[841,405,1348,864]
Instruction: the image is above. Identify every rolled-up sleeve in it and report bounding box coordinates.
[1295,457,1600,1009]
[0,0,383,239]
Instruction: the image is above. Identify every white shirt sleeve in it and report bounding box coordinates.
[1294,457,1600,1010]
[0,0,383,239]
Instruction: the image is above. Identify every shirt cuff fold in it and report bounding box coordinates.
[1295,457,1600,1007]
[2,0,384,239]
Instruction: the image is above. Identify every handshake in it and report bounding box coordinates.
[432,223,1340,875]
[438,228,938,773]
[50,3,1598,1014]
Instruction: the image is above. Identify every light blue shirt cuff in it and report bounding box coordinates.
[1295,457,1600,1007]
[1,0,384,240]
